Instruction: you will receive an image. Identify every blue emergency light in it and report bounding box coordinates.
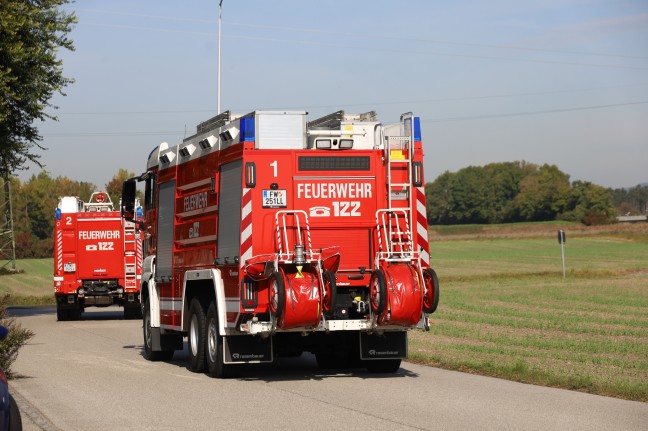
[239,117,255,142]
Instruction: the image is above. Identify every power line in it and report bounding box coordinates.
[75,8,648,61]
[80,21,648,71]
[43,100,648,137]
[48,82,648,116]
[423,100,648,123]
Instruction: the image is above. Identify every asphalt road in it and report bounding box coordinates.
[8,306,648,431]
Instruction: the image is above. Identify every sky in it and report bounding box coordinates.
[20,0,648,189]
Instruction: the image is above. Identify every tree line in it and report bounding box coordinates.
[2,169,135,259]
[426,161,645,226]
[2,163,646,259]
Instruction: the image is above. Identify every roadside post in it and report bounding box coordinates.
[558,230,566,278]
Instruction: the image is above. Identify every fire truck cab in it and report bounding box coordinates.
[122,109,439,377]
[54,192,143,320]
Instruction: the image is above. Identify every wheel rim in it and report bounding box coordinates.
[371,277,381,310]
[190,314,199,356]
[207,318,218,363]
[423,272,434,309]
[270,279,279,312]
[322,275,332,311]
[144,311,152,349]
[422,269,438,313]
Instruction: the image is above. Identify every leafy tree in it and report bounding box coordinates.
[609,185,647,216]
[426,171,454,224]
[426,162,531,224]
[447,166,490,223]
[563,181,616,225]
[0,0,76,178]
[11,172,95,258]
[480,162,528,223]
[424,161,615,225]
[627,185,648,214]
[515,164,570,221]
[105,168,139,206]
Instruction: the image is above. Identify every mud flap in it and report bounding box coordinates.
[359,331,407,360]
[151,328,183,351]
[224,335,273,364]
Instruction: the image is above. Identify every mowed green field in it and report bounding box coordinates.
[2,223,647,400]
[410,223,648,402]
[0,258,54,304]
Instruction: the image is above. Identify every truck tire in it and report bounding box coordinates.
[142,297,174,361]
[68,305,82,321]
[369,270,387,315]
[124,305,142,320]
[56,305,69,321]
[268,271,285,318]
[365,359,401,373]
[205,302,230,378]
[322,270,337,317]
[8,394,22,431]
[188,298,206,373]
[422,268,439,314]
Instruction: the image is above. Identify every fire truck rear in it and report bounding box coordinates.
[54,192,143,320]
[122,109,439,377]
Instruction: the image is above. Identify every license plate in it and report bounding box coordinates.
[262,190,287,208]
[64,262,76,273]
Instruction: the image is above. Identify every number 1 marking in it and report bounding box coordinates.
[270,160,278,177]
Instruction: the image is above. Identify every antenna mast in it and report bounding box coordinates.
[217,0,223,114]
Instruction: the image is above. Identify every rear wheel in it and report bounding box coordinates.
[56,305,68,321]
[205,302,230,378]
[188,298,207,373]
[422,268,439,314]
[142,297,174,361]
[369,270,387,315]
[268,271,285,318]
[321,270,337,317]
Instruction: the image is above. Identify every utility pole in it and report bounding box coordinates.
[0,171,17,272]
[217,0,223,114]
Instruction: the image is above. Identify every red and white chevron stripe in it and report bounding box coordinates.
[56,230,63,272]
[416,186,430,268]
[136,231,143,277]
[240,188,253,268]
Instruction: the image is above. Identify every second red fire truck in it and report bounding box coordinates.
[54,192,143,320]
[122,109,439,377]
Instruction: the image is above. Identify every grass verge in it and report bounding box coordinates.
[0,259,55,306]
[413,223,648,402]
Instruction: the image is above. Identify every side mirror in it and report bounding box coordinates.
[121,178,137,220]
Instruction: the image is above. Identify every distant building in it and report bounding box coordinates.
[617,215,648,223]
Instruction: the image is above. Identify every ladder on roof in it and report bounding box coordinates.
[386,113,415,218]
[123,220,138,289]
[377,113,417,265]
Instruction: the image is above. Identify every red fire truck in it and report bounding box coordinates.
[54,192,143,321]
[122,109,439,377]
